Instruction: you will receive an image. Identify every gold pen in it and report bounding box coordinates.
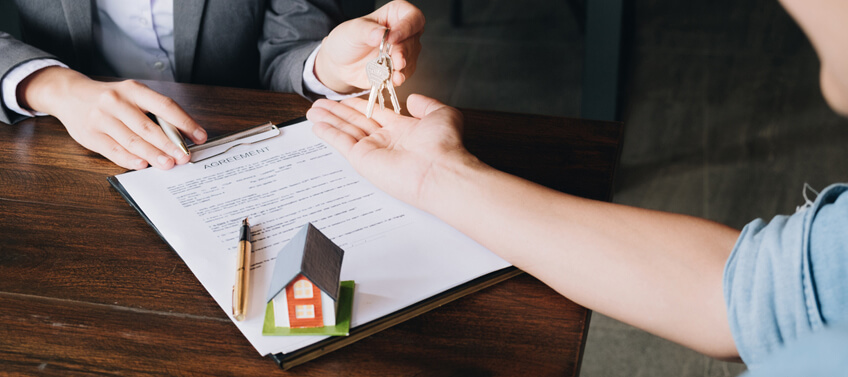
[155,115,190,156]
[233,217,252,321]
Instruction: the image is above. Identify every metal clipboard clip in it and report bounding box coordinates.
[189,122,280,163]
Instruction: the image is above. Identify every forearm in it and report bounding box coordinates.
[308,94,742,358]
[421,156,741,359]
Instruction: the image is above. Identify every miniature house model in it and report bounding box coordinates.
[265,223,344,328]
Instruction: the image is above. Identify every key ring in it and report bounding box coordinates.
[379,28,390,55]
[378,29,392,63]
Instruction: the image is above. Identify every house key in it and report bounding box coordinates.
[365,29,401,119]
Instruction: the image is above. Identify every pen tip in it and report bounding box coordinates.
[243,217,249,226]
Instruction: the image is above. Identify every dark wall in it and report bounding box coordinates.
[0,0,21,38]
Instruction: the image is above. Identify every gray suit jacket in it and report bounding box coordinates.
[0,0,344,124]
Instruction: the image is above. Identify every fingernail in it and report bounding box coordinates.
[157,155,172,166]
[193,129,207,141]
[133,159,146,169]
[172,149,186,158]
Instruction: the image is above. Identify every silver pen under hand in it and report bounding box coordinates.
[155,115,190,156]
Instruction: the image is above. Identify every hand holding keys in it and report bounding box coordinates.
[366,29,401,119]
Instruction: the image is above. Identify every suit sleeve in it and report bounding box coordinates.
[258,0,344,99]
[0,31,59,124]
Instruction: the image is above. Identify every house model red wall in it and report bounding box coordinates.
[273,273,339,328]
[266,223,344,329]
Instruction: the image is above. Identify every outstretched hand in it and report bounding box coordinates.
[314,0,424,94]
[306,94,474,207]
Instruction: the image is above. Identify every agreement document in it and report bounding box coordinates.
[109,119,511,356]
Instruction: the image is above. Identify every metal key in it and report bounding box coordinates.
[381,50,401,114]
[365,29,401,119]
[366,55,390,118]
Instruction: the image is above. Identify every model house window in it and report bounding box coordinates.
[293,279,313,299]
[295,304,315,319]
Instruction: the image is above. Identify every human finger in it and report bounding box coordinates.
[311,121,358,161]
[406,94,456,119]
[311,98,382,135]
[83,132,149,170]
[121,80,208,144]
[369,1,426,45]
[390,33,421,86]
[341,97,411,127]
[329,16,385,51]
[110,101,191,163]
[100,115,176,170]
[352,18,388,49]
[306,106,369,141]
[388,32,421,70]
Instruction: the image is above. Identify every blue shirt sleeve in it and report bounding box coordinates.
[723,183,848,369]
[739,323,848,377]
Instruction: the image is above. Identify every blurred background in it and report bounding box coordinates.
[3,0,847,375]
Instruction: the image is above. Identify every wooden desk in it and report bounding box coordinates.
[0,80,622,376]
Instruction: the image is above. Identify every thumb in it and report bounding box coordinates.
[334,18,387,49]
[407,94,454,119]
[407,94,464,134]
[367,1,426,44]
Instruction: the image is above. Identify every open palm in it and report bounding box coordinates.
[306,95,472,207]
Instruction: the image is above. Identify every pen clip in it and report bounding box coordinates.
[189,122,280,164]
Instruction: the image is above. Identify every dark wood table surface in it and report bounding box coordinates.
[0,80,623,376]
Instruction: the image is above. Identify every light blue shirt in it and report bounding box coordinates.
[724,183,848,371]
[740,323,848,377]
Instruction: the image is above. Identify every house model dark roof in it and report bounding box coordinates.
[265,223,345,303]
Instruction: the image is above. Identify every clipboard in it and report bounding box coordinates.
[188,121,282,163]
[107,117,519,370]
[187,118,521,368]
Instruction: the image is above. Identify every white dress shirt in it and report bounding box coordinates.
[2,0,358,118]
[93,0,177,81]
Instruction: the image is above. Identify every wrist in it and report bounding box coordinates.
[417,151,492,215]
[18,66,86,115]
